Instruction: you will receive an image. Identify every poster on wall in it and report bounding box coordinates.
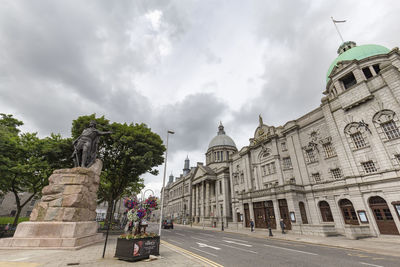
[357,210,368,223]
[394,204,400,217]
[289,212,296,222]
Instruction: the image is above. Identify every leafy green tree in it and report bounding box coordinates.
[72,114,165,222]
[0,114,73,226]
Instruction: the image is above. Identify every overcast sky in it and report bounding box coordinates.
[1,0,400,197]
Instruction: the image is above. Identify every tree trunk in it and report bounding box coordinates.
[12,208,21,227]
[11,188,36,227]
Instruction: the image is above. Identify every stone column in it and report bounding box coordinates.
[192,186,196,220]
[196,184,199,217]
[206,181,210,217]
[249,201,255,223]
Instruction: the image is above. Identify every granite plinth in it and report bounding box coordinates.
[0,221,104,250]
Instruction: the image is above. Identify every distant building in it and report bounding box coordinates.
[162,41,400,238]
[0,192,39,218]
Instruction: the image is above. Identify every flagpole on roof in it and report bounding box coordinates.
[331,17,345,43]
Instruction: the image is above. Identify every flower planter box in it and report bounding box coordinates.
[115,236,160,261]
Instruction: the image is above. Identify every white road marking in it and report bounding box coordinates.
[220,244,258,254]
[263,244,318,256]
[196,242,221,250]
[190,247,219,257]
[9,257,30,261]
[223,240,252,247]
[192,237,209,242]
[199,233,215,237]
[175,232,185,236]
[359,263,384,267]
[223,237,249,243]
[168,239,182,245]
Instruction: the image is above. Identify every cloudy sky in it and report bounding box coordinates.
[1,0,400,196]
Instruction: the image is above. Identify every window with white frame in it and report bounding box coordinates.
[362,161,377,173]
[381,120,400,140]
[323,142,336,158]
[306,149,317,163]
[330,168,342,179]
[282,157,292,170]
[312,173,321,183]
[350,132,367,149]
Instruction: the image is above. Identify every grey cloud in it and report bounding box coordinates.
[154,92,229,154]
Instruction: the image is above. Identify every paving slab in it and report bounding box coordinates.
[0,235,207,267]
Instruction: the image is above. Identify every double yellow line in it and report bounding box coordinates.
[161,240,224,267]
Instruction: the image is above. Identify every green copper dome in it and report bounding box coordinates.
[326,43,390,82]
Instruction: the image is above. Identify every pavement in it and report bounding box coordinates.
[0,234,209,267]
[0,223,399,267]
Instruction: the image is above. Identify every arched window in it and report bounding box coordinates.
[373,110,400,140]
[319,201,334,222]
[339,199,359,225]
[299,202,308,224]
[344,122,368,149]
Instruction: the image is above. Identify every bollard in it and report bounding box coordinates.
[222,221,224,231]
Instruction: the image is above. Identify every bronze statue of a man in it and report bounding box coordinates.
[72,121,112,167]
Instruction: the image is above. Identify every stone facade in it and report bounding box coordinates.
[162,42,400,238]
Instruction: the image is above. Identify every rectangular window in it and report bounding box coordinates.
[312,173,321,183]
[362,161,377,173]
[261,165,266,176]
[306,149,316,163]
[234,174,239,185]
[219,180,222,194]
[220,151,223,161]
[395,154,400,164]
[331,168,342,179]
[340,72,357,89]
[265,162,276,175]
[323,142,336,158]
[281,142,287,151]
[226,151,229,160]
[350,132,367,149]
[381,120,400,140]
[240,173,244,183]
[282,157,292,170]
[373,64,380,74]
[362,67,373,79]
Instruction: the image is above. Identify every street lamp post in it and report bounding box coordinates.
[158,130,175,236]
[141,189,155,202]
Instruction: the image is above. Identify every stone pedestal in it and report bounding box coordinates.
[0,160,104,249]
[0,221,103,249]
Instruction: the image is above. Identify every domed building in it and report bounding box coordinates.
[162,40,400,238]
[206,122,237,165]
[228,41,400,238]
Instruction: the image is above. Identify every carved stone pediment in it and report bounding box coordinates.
[250,115,276,146]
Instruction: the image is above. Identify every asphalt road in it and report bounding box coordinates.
[160,224,399,267]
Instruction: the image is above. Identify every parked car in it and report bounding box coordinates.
[162,219,173,229]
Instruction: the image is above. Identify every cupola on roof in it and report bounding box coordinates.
[326,41,390,82]
[207,122,236,149]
